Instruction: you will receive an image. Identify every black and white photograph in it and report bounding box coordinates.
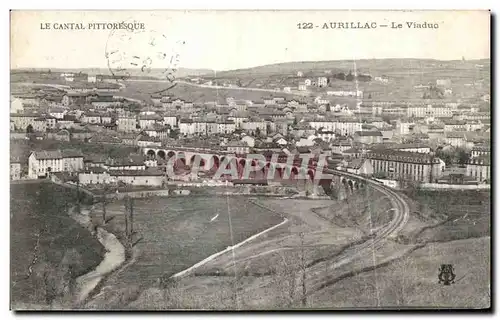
[9,10,491,310]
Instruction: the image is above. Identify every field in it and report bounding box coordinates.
[410,190,491,243]
[10,181,104,307]
[310,236,490,308]
[85,195,283,308]
[117,81,304,104]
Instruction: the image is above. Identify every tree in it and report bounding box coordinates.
[169,128,180,139]
[255,127,261,137]
[457,149,470,166]
[26,124,34,133]
[346,71,354,82]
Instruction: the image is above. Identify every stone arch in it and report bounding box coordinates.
[190,154,205,169]
[190,154,197,166]
[157,150,166,160]
[167,151,176,159]
[174,152,186,167]
[308,169,315,180]
[239,158,246,167]
[210,155,220,170]
[276,167,284,178]
[146,149,156,159]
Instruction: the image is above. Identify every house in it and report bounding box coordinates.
[346,158,373,176]
[298,83,307,91]
[471,145,490,158]
[143,125,170,140]
[241,135,255,147]
[317,77,328,87]
[316,130,336,142]
[466,155,490,183]
[163,114,178,128]
[10,113,39,132]
[138,114,163,130]
[28,150,84,179]
[109,168,165,187]
[106,156,145,171]
[226,140,250,154]
[304,79,312,86]
[82,112,102,124]
[78,167,111,185]
[137,135,162,147]
[121,133,142,146]
[117,115,138,133]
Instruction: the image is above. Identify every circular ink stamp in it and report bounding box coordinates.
[105,19,185,94]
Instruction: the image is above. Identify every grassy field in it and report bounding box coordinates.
[118,81,303,104]
[409,190,491,243]
[310,236,490,309]
[10,181,104,306]
[86,195,283,308]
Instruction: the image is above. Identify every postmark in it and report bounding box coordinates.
[104,19,185,94]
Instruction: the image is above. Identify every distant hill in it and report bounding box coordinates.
[211,58,491,78]
[11,67,215,79]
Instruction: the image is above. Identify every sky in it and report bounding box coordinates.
[10,10,491,71]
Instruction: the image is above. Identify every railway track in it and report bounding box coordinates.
[304,169,411,292]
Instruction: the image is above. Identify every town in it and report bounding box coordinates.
[10,66,491,190]
[10,59,491,311]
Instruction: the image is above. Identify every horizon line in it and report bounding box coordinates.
[11,56,491,73]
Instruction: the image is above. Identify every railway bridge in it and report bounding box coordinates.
[142,147,368,195]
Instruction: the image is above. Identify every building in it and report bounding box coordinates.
[10,113,39,132]
[10,157,21,181]
[466,155,490,183]
[345,158,373,176]
[471,145,490,158]
[139,114,163,130]
[117,116,138,133]
[353,131,383,144]
[407,105,453,118]
[316,130,336,142]
[298,83,307,91]
[163,115,178,128]
[308,118,363,136]
[226,141,250,154]
[366,150,442,183]
[317,77,328,87]
[28,150,84,179]
[110,168,165,187]
[179,119,208,136]
[436,79,451,87]
[78,167,111,185]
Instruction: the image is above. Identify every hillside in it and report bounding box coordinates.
[12,67,215,79]
[212,58,491,78]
